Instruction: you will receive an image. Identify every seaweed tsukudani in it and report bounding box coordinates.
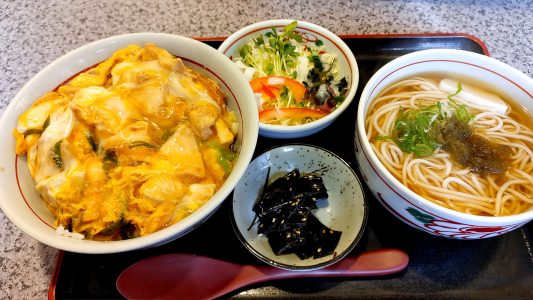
[252,168,342,259]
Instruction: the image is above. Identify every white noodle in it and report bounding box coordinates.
[366,77,533,216]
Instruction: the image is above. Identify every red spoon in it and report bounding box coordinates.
[116,248,408,299]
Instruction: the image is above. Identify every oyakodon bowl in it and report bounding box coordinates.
[0,33,258,253]
[231,144,367,270]
[355,49,533,239]
[218,19,359,139]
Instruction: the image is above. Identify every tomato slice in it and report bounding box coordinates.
[259,108,328,123]
[250,76,306,102]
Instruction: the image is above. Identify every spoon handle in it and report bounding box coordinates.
[252,248,408,281]
[209,248,408,299]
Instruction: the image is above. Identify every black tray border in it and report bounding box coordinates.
[48,33,496,300]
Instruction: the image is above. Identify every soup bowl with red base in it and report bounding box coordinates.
[354,49,533,239]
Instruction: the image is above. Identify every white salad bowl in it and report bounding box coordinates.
[355,49,533,239]
[231,144,368,270]
[219,19,359,139]
[0,33,259,253]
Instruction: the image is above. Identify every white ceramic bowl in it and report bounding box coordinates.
[355,49,533,239]
[219,19,359,139]
[232,144,367,270]
[0,33,259,253]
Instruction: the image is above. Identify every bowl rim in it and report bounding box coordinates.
[0,32,259,253]
[230,143,368,271]
[356,48,533,224]
[218,19,359,137]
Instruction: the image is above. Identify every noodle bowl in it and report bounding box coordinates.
[365,77,533,217]
[355,49,533,239]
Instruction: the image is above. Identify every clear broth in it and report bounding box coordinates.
[418,73,533,131]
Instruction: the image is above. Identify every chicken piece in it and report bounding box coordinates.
[126,199,176,236]
[33,105,74,183]
[35,140,84,211]
[147,94,188,131]
[114,63,169,116]
[139,174,187,204]
[110,61,137,87]
[159,123,206,180]
[16,94,56,134]
[110,50,176,117]
[24,135,40,177]
[123,174,182,236]
[168,71,223,112]
[84,156,107,185]
[178,183,216,213]
[142,43,186,72]
[70,86,139,140]
[66,125,98,161]
[143,202,177,234]
[185,68,226,107]
[36,171,68,211]
[75,188,126,238]
[101,121,161,166]
[14,92,66,155]
[68,44,143,89]
[102,120,157,150]
[189,101,218,140]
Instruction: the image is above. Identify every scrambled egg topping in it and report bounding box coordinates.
[14,44,238,240]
